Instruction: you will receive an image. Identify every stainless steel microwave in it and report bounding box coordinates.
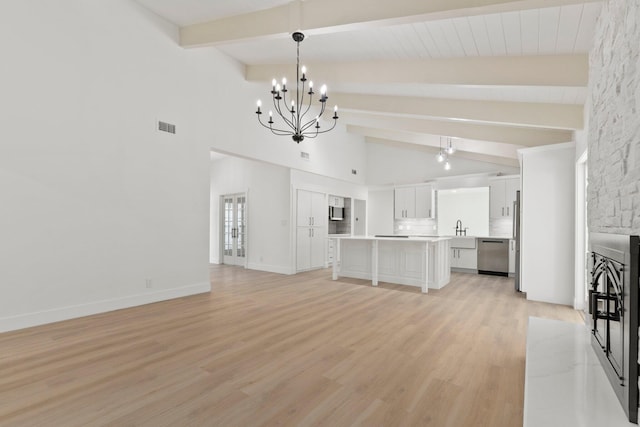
[329,206,344,221]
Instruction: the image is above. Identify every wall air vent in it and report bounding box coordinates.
[300,151,310,160]
[158,121,176,134]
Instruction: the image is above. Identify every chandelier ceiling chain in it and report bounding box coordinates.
[255,32,338,143]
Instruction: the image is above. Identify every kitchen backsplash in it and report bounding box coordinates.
[394,218,438,235]
[490,218,514,237]
[329,198,351,235]
[392,217,513,237]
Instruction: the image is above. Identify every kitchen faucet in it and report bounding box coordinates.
[455,219,467,236]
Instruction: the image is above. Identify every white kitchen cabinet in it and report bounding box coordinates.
[394,185,434,219]
[328,195,344,208]
[489,177,520,219]
[394,187,415,219]
[509,239,516,274]
[415,185,434,219]
[297,189,325,226]
[297,190,326,271]
[450,237,477,271]
[450,248,478,270]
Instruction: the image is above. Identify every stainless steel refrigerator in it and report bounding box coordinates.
[513,190,521,291]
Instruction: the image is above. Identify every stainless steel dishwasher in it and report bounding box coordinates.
[477,238,509,276]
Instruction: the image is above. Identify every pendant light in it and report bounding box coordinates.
[436,136,453,170]
[445,137,455,155]
[436,137,445,163]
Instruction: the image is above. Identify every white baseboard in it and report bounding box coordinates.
[246,262,294,275]
[0,281,211,333]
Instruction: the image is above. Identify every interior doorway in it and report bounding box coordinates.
[221,193,247,266]
[353,199,367,236]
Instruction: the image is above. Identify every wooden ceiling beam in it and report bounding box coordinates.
[341,113,573,146]
[332,93,583,130]
[348,126,522,159]
[180,0,600,47]
[246,55,588,88]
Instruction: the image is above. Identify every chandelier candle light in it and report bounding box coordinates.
[255,32,338,143]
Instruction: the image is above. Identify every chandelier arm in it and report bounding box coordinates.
[302,128,320,139]
[300,88,313,119]
[313,118,338,134]
[300,117,321,132]
[270,128,295,136]
[289,105,300,133]
[280,87,290,116]
[257,113,294,135]
[272,96,296,130]
[317,100,327,118]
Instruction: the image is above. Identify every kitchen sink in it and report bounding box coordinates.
[450,237,476,248]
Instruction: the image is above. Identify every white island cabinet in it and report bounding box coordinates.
[331,236,451,293]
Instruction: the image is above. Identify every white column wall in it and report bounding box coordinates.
[520,143,576,305]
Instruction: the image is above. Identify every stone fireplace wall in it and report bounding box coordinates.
[588,0,640,235]
[588,0,640,399]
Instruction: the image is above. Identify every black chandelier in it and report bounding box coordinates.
[255,32,338,143]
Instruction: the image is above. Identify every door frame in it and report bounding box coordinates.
[575,151,588,312]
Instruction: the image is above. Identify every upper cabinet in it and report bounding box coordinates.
[395,184,435,219]
[328,195,344,208]
[395,187,415,219]
[489,177,520,219]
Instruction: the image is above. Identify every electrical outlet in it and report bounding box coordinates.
[145,279,152,288]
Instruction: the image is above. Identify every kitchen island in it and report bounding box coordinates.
[331,236,451,293]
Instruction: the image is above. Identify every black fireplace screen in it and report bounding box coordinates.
[589,233,639,424]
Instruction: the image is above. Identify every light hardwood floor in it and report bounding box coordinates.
[0,266,582,426]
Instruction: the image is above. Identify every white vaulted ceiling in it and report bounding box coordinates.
[135,0,602,168]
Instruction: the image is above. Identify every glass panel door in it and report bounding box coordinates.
[222,193,247,266]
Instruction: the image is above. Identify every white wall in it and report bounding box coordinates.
[366,141,520,186]
[0,0,215,331]
[520,143,576,305]
[290,169,368,201]
[368,189,394,236]
[210,156,291,274]
[437,188,489,237]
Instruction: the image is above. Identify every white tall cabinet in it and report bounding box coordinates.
[296,190,327,271]
[489,177,520,219]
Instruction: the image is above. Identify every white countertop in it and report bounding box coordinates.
[524,317,635,427]
[331,236,451,242]
[442,235,513,239]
